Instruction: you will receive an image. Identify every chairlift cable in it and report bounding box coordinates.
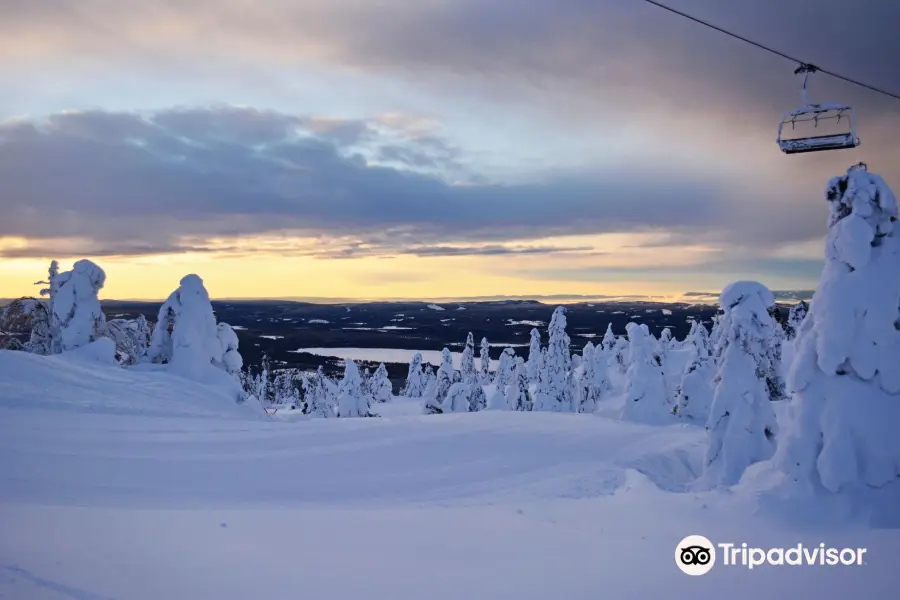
[640,0,900,102]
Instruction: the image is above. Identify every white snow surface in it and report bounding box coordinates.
[426,304,445,311]
[3,340,900,598]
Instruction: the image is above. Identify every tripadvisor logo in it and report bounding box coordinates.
[675,535,868,575]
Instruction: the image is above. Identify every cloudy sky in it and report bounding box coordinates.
[2,0,899,300]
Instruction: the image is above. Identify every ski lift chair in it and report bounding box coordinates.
[777,64,860,154]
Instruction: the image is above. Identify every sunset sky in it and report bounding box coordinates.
[2,0,899,301]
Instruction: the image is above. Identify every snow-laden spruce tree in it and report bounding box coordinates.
[422,365,436,396]
[215,322,243,376]
[708,313,725,361]
[619,322,669,423]
[495,347,517,388]
[461,332,477,380]
[103,317,152,365]
[695,320,711,356]
[0,298,51,354]
[401,352,427,398]
[442,381,472,413]
[674,321,715,423]
[32,260,63,354]
[360,367,374,406]
[371,363,393,403]
[146,275,228,377]
[461,332,486,411]
[487,347,517,410]
[277,372,301,408]
[479,337,491,384]
[685,320,698,344]
[611,334,629,374]
[338,360,372,417]
[487,380,513,410]
[601,323,616,354]
[425,348,455,414]
[786,300,809,340]
[534,306,573,412]
[659,327,673,350]
[52,260,106,352]
[513,356,531,411]
[775,165,900,495]
[703,281,780,487]
[526,328,542,383]
[304,367,334,417]
[578,341,602,413]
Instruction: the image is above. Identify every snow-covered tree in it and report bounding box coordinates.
[659,327,673,349]
[611,334,629,374]
[619,322,669,424]
[425,348,455,414]
[601,323,616,354]
[305,366,335,418]
[338,360,372,417]
[685,320,698,344]
[468,378,487,412]
[495,347,517,388]
[461,332,477,382]
[703,281,780,487]
[52,260,106,352]
[786,300,808,340]
[674,324,715,423]
[418,365,434,403]
[249,354,276,409]
[31,260,63,354]
[776,165,900,495]
[146,274,228,377]
[103,317,153,365]
[460,332,486,411]
[708,314,725,360]
[487,381,513,410]
[371,363,393,403]
[577,341,603,413]
[442,381,471,413]
[422,372,439,412]
[534,306,573,412]
[513,356,531,411]
[526,328,542,383]
[0,298,49,353]
[361,367,376,407]
[401,352,427,398]
[691,319,711,354]
[215,322,243,376]
[478,337,491,384]
[274,370,300,407]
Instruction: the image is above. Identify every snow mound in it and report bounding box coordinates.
[0,348,258,420]
[719,280,775,313]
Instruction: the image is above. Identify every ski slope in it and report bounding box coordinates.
[1,347,899,599]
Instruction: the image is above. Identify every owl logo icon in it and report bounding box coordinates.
[675,535,716,575]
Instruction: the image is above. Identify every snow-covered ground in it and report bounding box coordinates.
[2,348,899,599]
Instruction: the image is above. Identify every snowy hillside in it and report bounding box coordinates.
[2,341,900,599]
